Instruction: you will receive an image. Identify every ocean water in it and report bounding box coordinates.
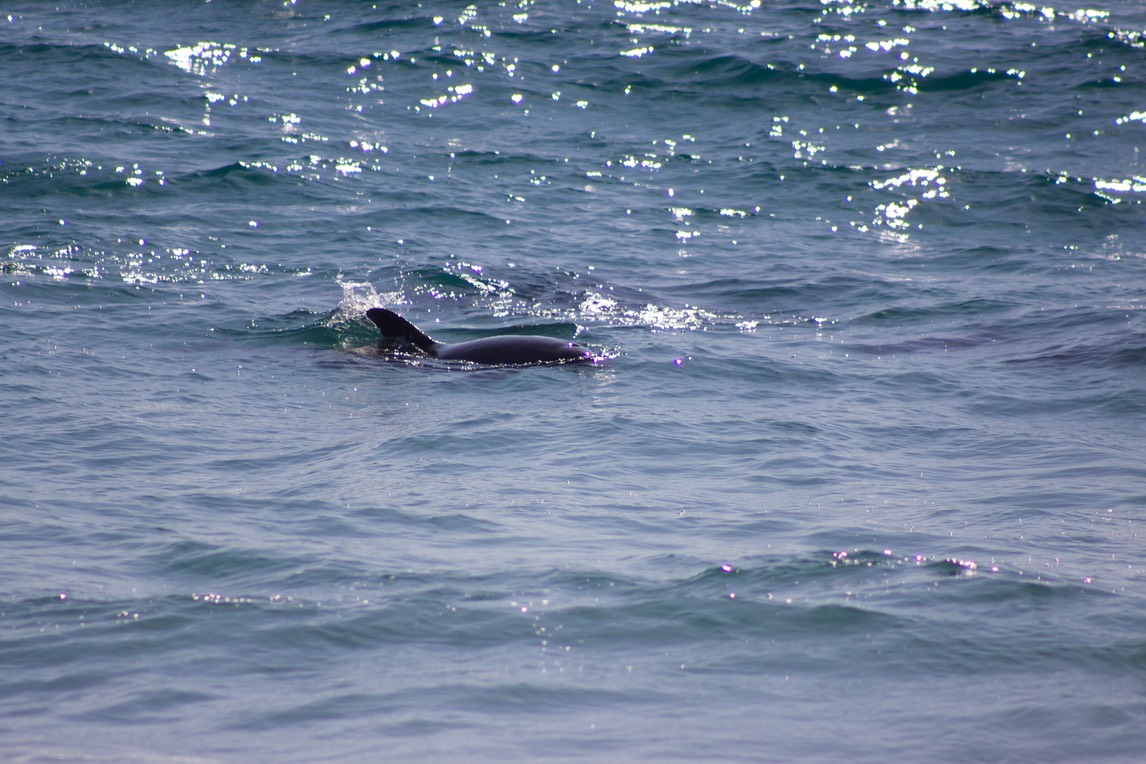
[2,0,1145,760]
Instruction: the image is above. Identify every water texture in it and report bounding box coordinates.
[2,1,1145,761]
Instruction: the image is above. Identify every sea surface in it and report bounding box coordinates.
[2,1,1145,761]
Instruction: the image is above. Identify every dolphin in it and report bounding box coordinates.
[365,307,594,366]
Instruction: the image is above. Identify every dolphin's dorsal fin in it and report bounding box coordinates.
[365,308,438,356]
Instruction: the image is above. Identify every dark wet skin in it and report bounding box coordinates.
[366,308,594,366]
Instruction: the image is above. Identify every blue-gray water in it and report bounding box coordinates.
[3,1,1145,761]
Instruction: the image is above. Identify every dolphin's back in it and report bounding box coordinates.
[365,307,592,366]
[436,335,590,365]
